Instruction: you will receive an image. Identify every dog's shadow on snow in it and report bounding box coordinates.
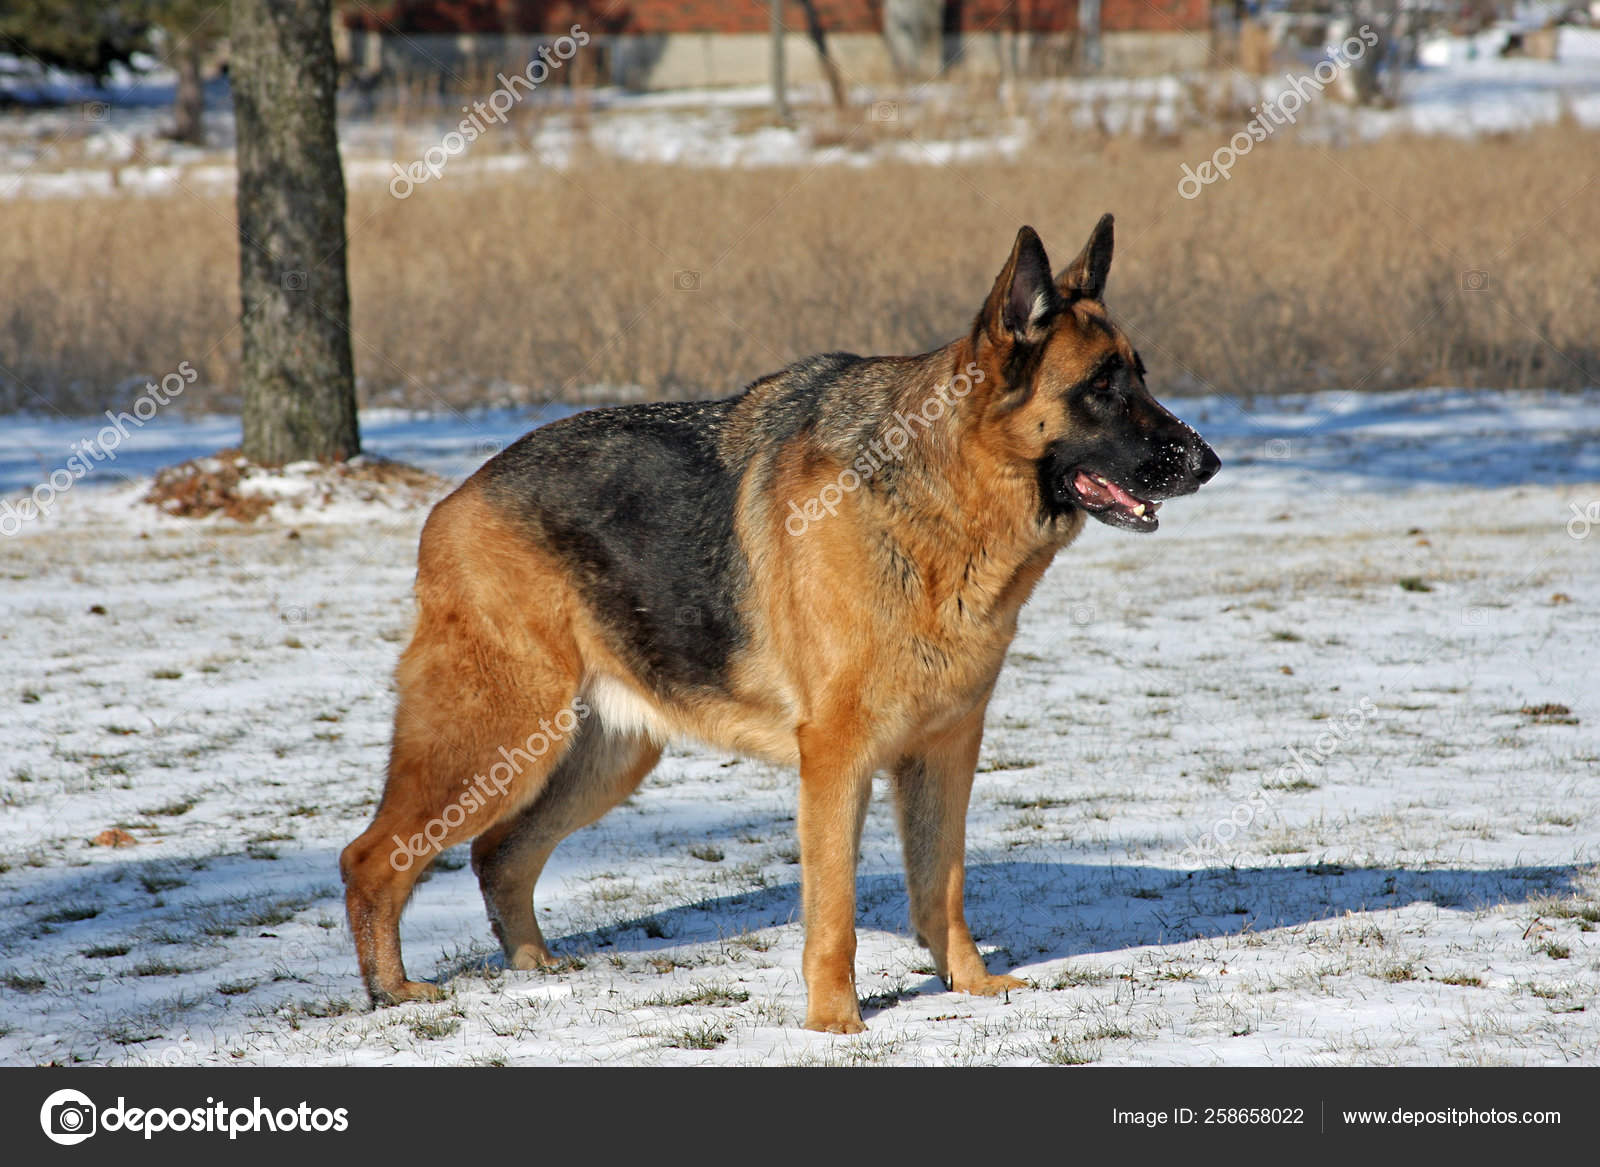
[450,860,1588,1013]
[5,849,1581,1014]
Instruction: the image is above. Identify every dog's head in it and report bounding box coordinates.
[968,217,1219,533]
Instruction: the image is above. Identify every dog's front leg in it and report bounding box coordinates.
[892,700,1027,998]
[796,728,874,1034]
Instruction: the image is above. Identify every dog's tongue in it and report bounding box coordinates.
[1102,478,1145,509]
[1072,471,1113,507]
[1072,470,1145,510]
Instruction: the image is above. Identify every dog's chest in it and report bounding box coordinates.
[881,543,1044,701]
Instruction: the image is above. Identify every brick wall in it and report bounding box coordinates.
[346,1,1209,36]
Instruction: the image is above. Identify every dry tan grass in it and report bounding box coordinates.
[2,124,1596,414]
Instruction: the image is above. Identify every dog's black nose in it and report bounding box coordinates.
[1192,442,1220,484]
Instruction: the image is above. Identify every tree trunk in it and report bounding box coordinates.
[883,0,941,83]
[1077,0,1103,73]
[771,0,789,125]
[231,0,360,466]
[795,0,848,110]
[172,41,206,144]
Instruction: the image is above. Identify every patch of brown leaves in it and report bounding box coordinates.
[145,449,273,521]
[144,449,446,521]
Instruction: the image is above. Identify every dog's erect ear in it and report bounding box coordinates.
[983,225,1058,346]
[1056,213,1114,302]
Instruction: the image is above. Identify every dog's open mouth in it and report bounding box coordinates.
[1066,470,1161,532]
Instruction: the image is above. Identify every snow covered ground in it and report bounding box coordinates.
[1,387,1596,1066]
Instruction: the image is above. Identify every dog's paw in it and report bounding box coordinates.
[372,980,444,1006]
[507,944,560,971]
[802,976,866,1033]
[953,972,1027,997]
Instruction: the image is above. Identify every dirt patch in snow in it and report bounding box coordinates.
[144,449,447,522]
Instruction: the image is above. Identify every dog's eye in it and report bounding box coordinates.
[1077,362,1124,405]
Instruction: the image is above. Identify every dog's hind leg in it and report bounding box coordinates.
[340,656,582,1004]
[341,485,587,1005]
[892,696,1026,998]
[472,715,661,970]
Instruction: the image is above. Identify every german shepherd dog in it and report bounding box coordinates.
[341,216,1219,1032]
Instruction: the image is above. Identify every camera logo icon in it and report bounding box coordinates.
[40,1088,97,1145]
[1568,499,1599,541]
